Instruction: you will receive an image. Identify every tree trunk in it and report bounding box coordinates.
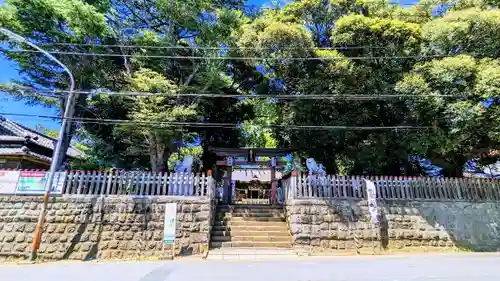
[433,155,467,178]
[148,132,167,172]
[150,154,166,172]
[56,91,88,169]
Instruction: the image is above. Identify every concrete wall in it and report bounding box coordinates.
[285,199,500,253]
[0,196,213,261]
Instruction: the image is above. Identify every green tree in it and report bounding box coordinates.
[1,0,499,176]
[114,69,197,171]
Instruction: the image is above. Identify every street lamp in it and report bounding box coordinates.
[0,28,76,261]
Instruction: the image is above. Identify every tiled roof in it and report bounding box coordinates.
[0,147,52,163]
[0,117,84,159]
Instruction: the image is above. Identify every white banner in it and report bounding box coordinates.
[163,203,177,245]
[0,170,20,194]
[364,179,379,227]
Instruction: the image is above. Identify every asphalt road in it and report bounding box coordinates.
[1,254,499,281]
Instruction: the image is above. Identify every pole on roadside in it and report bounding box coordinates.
[0,28,76,261]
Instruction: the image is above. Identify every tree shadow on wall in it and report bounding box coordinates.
[61,197,105,261]
[384,200,500,252]
[83,198,105,261]
[378,208,389,250]
[61,197,97,260]
[321,198,360,223]
[320,197,390,251]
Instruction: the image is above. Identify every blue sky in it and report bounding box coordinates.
[0,56,59,130]
[0,0,418,130]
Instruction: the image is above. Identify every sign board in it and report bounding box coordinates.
[163,203,177,245]
[15,171,67,195]
[0,170,20,194]
[364,179,379,227]
[51,171,67,194]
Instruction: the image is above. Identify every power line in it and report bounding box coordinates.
[225,1,447,12]
[5,49,447,60]
[0,86,467,100]
[38,43,389,51]
[0,112,433,131]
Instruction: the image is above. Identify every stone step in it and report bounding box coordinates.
[212,225,289,232]
[207,248,299,260]
[211,235,292,242]
[210,241,293,248]
[217,205,284,212]
[214,216,285,222]
[213,220,287,227]
[209,247,298,256]
[211,230,289,237]
[215,212,286,219]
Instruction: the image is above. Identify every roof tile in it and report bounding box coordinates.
[0,117,84,159]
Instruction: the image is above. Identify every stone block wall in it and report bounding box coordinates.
[0,196,213,261]
[285,199,500,252]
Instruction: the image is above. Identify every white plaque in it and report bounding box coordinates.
[163,203,177,245]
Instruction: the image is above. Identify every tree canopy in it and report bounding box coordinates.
[0,0,498,176]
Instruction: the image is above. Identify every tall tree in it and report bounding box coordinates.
[1,0,499,175]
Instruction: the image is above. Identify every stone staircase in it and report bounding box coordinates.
[210,205,293,249]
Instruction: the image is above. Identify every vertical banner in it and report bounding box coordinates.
[0,170,21,194]
[163,203,177,245]
[16,171,67,195]
[364,179,379,227]
[51,171,67,194]
[231,180,236,201]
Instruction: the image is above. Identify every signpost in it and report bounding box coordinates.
[0,170,20,194]
[15,171,67,195]
[163,203,177,259]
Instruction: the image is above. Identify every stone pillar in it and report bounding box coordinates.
[224,157,233,205]
[290,170,297,199]
[270,157,277,205]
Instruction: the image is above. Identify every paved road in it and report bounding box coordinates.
[1,254,499,281]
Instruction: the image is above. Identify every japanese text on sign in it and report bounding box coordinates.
[163,203,177,245]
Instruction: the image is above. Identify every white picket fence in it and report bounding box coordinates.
[282,173,500,201]
[61,170,213,196]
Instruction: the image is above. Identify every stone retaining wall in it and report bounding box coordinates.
[0,196,213,261]
[285,199,500,253]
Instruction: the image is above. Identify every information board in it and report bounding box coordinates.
[163,203,177,245]
[15,171,67,195]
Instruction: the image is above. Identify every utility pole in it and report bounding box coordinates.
[0,28,76,261]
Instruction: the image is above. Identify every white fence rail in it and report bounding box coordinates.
[0,169,214,197]
[281,173,500,201]
[63,171,212,196]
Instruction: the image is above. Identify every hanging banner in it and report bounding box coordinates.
[163,203,177,245]
[0,170,21,194]
[51,171,67,194]
[15,171,67,195]
[364,179,379,227]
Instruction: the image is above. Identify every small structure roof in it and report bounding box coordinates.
[0,116,84,160]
